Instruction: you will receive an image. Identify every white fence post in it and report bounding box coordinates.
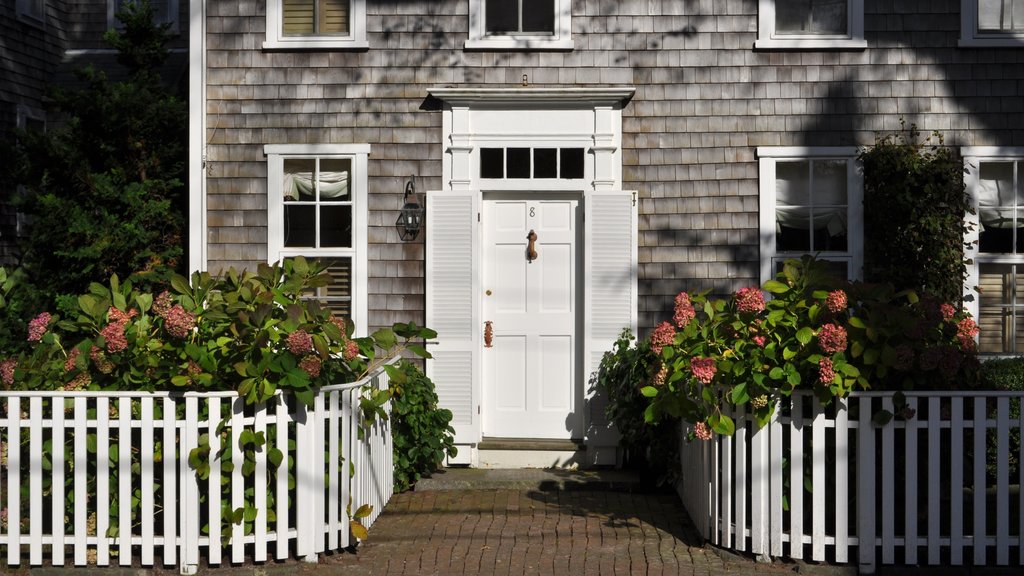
[858,396,876,575]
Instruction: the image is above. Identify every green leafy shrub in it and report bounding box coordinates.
[389,360,457,492]
[643,257,980,438]
[979,357,1024,480]
[591,329,678,485]
[861,125,972,306]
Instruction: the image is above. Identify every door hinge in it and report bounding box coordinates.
[632,191,637,206]
[478,212,481,222]
[477,405,481,415]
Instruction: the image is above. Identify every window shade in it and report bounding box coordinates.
[283,0,349,36]
[979,0,1024,32]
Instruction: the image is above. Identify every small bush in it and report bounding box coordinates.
[389,361,457,492]
[980,357,1024,480]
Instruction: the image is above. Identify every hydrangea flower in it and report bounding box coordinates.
[300,355,322,378]
[690,357,716,384]
[694,421,712,441]
[650,322,676,355]
[817,323,847,354]
[893,344,914,371]
[101,321,128,354]
[64,348,81,373]
[152,291,173,318]
[287,330,314,355]
[673,292,696,328]
[818,357,835,385]
[751,395,769,409]
[343,339,360,361]
[27,312,51,342]
[164,305,196,339]
[734,287,766,314]
[652,363,668,386]
[940,303,957,322]
[752,335,766,347]
[826,290,848,314]
[956,317,979,350]
[0,358,15,387]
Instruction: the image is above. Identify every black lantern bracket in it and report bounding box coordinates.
[396,176,424,241]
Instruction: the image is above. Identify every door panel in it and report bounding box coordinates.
[484,195,580,439]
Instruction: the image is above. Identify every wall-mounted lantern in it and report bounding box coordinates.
[396,176,424,241]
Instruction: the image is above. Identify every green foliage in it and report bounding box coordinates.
[590,330,678,484]
[641,256,980,438]
[979,357,1024,480]
[1,0,186,310]
[388,360,457,492]
[860,124,973,306]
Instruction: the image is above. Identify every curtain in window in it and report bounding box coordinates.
[977,161,1024,230]
[979,0,1024,32]
[283,0,349,35]
[283,171,349,201]
[775,0,848,35]
[774,160,848,239]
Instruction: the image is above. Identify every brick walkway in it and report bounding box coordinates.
[308,485,800,576]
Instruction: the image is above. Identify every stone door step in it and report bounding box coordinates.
[413,467,639,492]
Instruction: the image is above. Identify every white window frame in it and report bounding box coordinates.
[962,148,1024,355]
[16,0,45,27]
[755,0,866,50]
[466,0,573,51]
[961,0,1024,47]
[264,0,367,51]
[107,0,179,35]
[757,147,864,284]
[265,143,370,336]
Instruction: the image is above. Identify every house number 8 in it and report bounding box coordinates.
[529,207,536,217]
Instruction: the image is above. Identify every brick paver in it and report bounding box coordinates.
[307,487,797,576]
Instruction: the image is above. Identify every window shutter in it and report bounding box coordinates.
[425,191,481,444]
[584,190,638,446]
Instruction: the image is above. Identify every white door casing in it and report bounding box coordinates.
[483,195,582,439]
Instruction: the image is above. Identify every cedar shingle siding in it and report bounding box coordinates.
[204,0,1024,333]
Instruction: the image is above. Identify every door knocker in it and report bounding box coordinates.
[526,230,538,263]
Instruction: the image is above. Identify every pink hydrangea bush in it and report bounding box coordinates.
[642,256,980,438]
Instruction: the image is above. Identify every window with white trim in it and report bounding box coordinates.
[17,0,45,26]
[963,148,1024,354]
[756,0,865,50]
[466,0,572,50]
[108,0,178,34]
[961,0,1024,46]
[264,0,367,50]
[265,144,369,334]
[758,147,863,283]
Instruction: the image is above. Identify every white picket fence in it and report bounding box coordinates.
[0,362,395,574]
[678,391,1024,574]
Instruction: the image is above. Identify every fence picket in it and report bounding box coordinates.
[51,398,65,566]
[996,397,1010,565]
[790,394,804,560]
[735,405,748,553]
[770,407,783,558]
[834,398,848,563]
[275,396,289,560]
[164,396,178,567]
[951,397,964,565]
[142,397,155,566]
[811,396,825,561]
[118,397,132,566]
[927,397,940,564]
[208,397,222,566]
[857,396,875,573]
[750,420,768,556]
[904,396,918,566]
[328,391,340,550]
[73,397,86,565]
[29,397,42,564]
[230,397,244,564]
[712,422,720,545]
[881,395,894,565]
[342,389,354,550]
[254,399,268,562]
[723,422,732,549]
[94,399,109,565]
[183,397,200,574]
[974,398,987,565]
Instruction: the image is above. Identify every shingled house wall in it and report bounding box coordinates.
[202,0,1024,334]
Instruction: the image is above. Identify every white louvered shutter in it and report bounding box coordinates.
[584,190,638,445]
[425,191,481,444]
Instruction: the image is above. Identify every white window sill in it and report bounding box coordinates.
[464,37,574,51]
[262,38,369,51]
[754,38,866,50]
[959,36,1024,48]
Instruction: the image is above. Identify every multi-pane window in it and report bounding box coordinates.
[264,0,366,49]
[479,147,585,180]
[283,0,350,36]
[962,0,1024,45]
[467,0,572,50]
[266,144,369,332]
[965,152,1024,353]
[756,0,865,49]
[485,0,555,35]
[17,0,45,25]
[758,148,863,283]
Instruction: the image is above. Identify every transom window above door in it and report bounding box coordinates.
[755,0,866,50]
[479,147,585,180]
[466,0,572,50]
[264,0,367,50]
[962,0,1024,46]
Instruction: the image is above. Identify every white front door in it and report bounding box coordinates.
[482,194,582,439]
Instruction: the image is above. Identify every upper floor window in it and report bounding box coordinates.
[466,0,572,50]
[756,0,866,50]
[17,0,45,27]
[265,144,370,333]
[264,0,367,50]
[961,0,1024,47]
[963,148,1024,354]
[108,0,178,34]
[758,147,863,283]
